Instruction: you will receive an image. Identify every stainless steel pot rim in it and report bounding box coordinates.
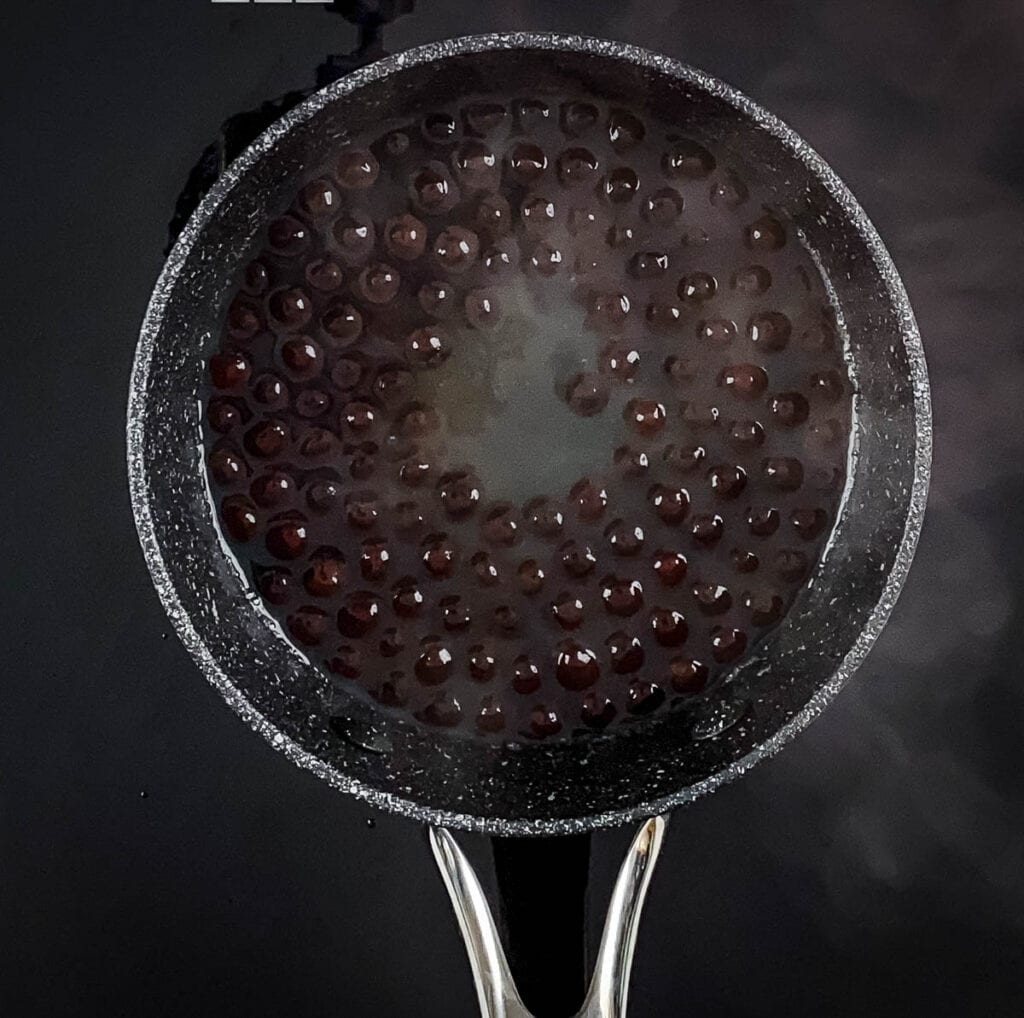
[128,32,932,835]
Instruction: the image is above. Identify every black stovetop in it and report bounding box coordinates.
[4,2,1023,1015]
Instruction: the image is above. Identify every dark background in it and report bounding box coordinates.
[4,1,1024,1015]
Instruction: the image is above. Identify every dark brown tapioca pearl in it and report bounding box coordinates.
[601,575,644,617]
[243,260,270,296]
[474,194,513,238]
[653,550,687,587]
[421,533,457,578]
[604,106,644,151]
[416,638,454,686]
[440,595,471,632]
[358,537,390,581]
[465,288,504,328]
[304,550,345,598]
[681,401,721,431]
[492,605,521,635]
[602,167,640,204]
[295,389,331,419]
[600,342,640,382]
[345,491,379,530]
[710,170,750,209]
[730,548,760,574]
[528,241,564,276]
[693,582,732,616]
[662,443,706,475]
[507,141,548,183]
[645,301,682,331]
[769,392,810,427]
[627,251,669,280]
[418,280,458,320]
[399,456,432,488]
[267,215,310,256]
[378,626,406,658]
[586,291,632,332]
[517,559,546,595]
[521,195,558,233]
[559,539,597,579]
[727,419,766,449]
[321,302,363,346]
[405,325,451,367]
[523,497,565,538]
[463,101,508,136]
[557,146,600,186]
[745,214,787,251]
[256,566,293,606]
[627,681,666,716]
[791,507,829,540]
[286,605,328,647]
[774,548,809,582]
[662,356,697,389]
[763,456,804,492]
[250,469,295,508]
[207,399,241,434]
[569,477,608,521]
[348,443,377,482]
[511,655,541,695]
[220,495,259,542]
[410,162,459,214]
[476,697,505,735]
[809,370,846,404]
[623,399,666,436]
[307,257,344,293]
[556,640,600,692]
[605,631,644,675]
[226,295,263,341]
[649,484,690,525]
[747,506,780,537]
[268,286,311,333]
[453,140,499,190]
[605,519,644,557]
[209,350,251,390]
[357,263,401,305]
[481,503,519,546]
[748,311,791,352]
[565,373,609,417]
[642,186,684,226]
[418,692,463,728]
[392,576,425,618]
[337,591,382,637]
[244,419,289,459]
[382,129,411,158]
[471,550,501,586]
[422,111,460,146]
[663,139,715,179]
[567,206,600,236]
[330,210,375,261]
[306,478,341,515]
[297,426,338,460]
[711,625,747,663]
[297,178,340,222]
[482,240,518,277]
[468,643,497,682]
[614,446,650,478]
[438,470,482,519]
[669,656,709,694]
[382,213,426,263]
[336,149,379,189]
[731,264,772,294]
[265,516,308,560]
[678,272,718,303]
[526,706,562,740]
[651,607,688,647]
[328,643,362,679]
[340,400,377,435]
[280,336,322,379]
[743,590,785,627]
[708,464,747,500]
[718,363,768,400]
[209,445,249,486]
[691,513,724,547]
[551,591,585,630]
[434,226,480,273]
[581,693,617,730]
[514,97,551,127]
[382,432,418,463]
[559,100,599,136]
[372,364,413,405]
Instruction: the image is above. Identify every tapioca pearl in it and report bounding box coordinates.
[748,312,791,352]
[421,533,457,578]
[306,478,341,515]
[378,626,405,658]
[601,575,644,617]
[587,290,632,331]
[730,548,760,574]
[357,262,401,305]
[463,101,509,136]
[560,100,600,136]
[339,400,377,436]
[405,325,451,367]
[265,515,308,560]
[482,238,518,277]
[605,519,644,557]
[581,694,617,729]
[681,401,721,431]
[280,336,322,379]
[708,464,747,501]
[410,162,459,214]
[651,607,688,647]
[569,477,608,521]
[399,403,441,440]
[718,363,768,399]
[399,455,432,488]
[330,210,375,261]
[209,350,251,390]
[514,98,551,129]
[345,491,379,530]
[693,582,732,616]
[557,146,600,186]
[623,399,666,436]
[383,432,418,464]
[417,280,458,320]
[602,167,640,204]
[481,503,519,546]
[711,625,748,663]
[528,241,564,277]
[226,295,262,341]
[512,655,541,694]
[769,391,810,427]
[383,213,427,263]
[745,214,787,251]
[417,693,463,728]
[731,264,772,294]
[527,706,563,740]
[695,319,736,347]
[662,443,706,475]
[359,538,390,581]
[207,399,241,434]
[250,469,295,508]
[507,142,548,183]
[523,497,565,538]
[678,272,718,304]
[614,445,650,478]
[642,186,684,225]
[762,457,804,492]
[551,591,586,630]
[268,288,313,333]
[220,494,259,542]
[305,258,344,292]
[298,177,341,220]
[644,301,684,331]
[256,567,293,607]
[791,507,829,540]
[774,548,809,582]
[348,442,377,482]
[382,130,411,157]
[416,638,454,686]
[474,194,513,237]
[559,539,597,579]
[267,215,310,256]
[521,195,558,233]
[710,170,749,209]
[691,513,724,547]
[600,342,640,381]
[476,697,506,735]
[321,302,363,346]
[662,139,715,179]
[244,419,289,459]
[799,319,837,353]
[809,370,846,404]
[434,226,480,273]
[663,355,699,386]
[517,559,546,595]
[605,631,644,674]
[627,251,669,280]
[627,681,666,716]
[568,206,600,235]
[374,673,412,709]
[303,549,345,598]
[727,418,766,449]
[606,107,645,152]
[392,576,425,618]
[437,469,482,519]
[465,288,504,328]
[328,643,361,679]
[296,388,331,419]
[468,643,497,682]
[746,506,780,537]
[440,595,471,632]
[286,606,329,647]
[669,656,709,693]
[555,639,600,690]
[422,111,460,146]
[337,591,382,638]
[471,550,501,586]
[653,550,687,587]
[372,364,413,404]
[743,590,785,627]
[336,149,379,189]
[648,484,690,525]
[566,373,610,417]
[242,261,270,296]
